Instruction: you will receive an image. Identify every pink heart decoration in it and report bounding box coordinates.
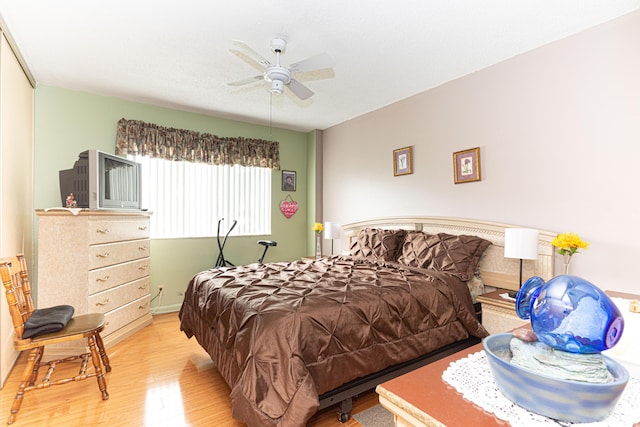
[279,200,299,219]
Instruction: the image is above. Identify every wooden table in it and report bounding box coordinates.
[376,342,507,427]
[377,291,640,427]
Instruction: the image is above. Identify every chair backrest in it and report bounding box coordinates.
[0,254,35,340]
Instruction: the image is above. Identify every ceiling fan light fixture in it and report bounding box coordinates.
[264,66,291,83]
[270,79,284,95]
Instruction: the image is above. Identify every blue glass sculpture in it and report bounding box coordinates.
[516,275,624,353]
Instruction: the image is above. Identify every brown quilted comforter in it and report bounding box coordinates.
[179,256,488,427]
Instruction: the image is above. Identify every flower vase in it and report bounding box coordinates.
[315,234,322,259]
[563,253,571,274]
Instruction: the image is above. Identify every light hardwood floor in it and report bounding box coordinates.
[0,313,378,426]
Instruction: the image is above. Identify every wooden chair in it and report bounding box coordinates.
[0,254,111,425]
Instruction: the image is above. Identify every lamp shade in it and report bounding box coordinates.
[324,222,340,240]
[504,228,539,260]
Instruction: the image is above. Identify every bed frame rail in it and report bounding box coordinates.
[317,335,481,422]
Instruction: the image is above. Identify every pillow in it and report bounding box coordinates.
[422,233,492,281]
[349,228,407,262]
[396,231,435,267]
[398,232,492,281]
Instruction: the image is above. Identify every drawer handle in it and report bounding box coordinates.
[138,226,148,231]
[138,284,148,290]
[138,302,149,310]
[96,228,110,234]
[95,298,110,306]
[96,275,110,282]
[138,245,148,251]
[139,265,149,271]
[96,252,110,258]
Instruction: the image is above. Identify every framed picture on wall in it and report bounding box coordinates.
[393,146,413,176]
[453,147,481,184]
[282,170,297,191]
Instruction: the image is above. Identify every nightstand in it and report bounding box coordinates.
[476,290,528,334]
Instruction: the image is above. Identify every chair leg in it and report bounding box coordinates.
[7,348,40,424]
[27,347,44,386]
[87,334,109,400]
[95,332,111,373]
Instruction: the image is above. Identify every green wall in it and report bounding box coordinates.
[34,85,313,312]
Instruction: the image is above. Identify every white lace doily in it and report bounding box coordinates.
[441,350,640,426]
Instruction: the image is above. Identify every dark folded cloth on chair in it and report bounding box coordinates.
[23,305,75,339]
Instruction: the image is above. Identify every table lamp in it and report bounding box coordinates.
[324,221,341,255]
[504,228,539,297]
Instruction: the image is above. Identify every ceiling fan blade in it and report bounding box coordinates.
[289,53,334,73]
[228,75,263,86]
[287,79,314,100]
[231,40,272,68]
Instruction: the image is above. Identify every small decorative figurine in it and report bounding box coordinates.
[65,193,77,208]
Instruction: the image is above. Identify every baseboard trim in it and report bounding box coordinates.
[151,303,181,315]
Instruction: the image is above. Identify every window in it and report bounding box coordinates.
[116,118,279,239]
[132,155,271,239]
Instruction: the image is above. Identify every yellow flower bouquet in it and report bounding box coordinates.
[551,232,589,274]
[312,222,324,234]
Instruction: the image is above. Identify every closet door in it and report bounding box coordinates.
[0,32,34,388]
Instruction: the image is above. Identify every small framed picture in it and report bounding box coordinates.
[282,170,296,191]
[393,146,413,176]
[453,147,481,184]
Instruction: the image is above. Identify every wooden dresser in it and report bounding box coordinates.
[36,209,153,356]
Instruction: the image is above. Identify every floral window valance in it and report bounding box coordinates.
[115,118,280,169]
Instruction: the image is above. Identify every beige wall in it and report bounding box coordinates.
[322,10,640,294]
[0,33,34,386]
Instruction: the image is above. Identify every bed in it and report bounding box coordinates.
[178,216,555,427]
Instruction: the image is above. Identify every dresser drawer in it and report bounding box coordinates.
[89,239,150,269]
[89,277,150,313]
[103,294,151,337]
[89,258,150,294]
[89,218,150,244]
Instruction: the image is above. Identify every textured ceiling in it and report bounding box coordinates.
[1,0,639,132]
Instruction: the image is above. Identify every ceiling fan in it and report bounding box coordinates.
[228,38,334,100]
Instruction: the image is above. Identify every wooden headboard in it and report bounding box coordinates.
[341,216,556,292]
